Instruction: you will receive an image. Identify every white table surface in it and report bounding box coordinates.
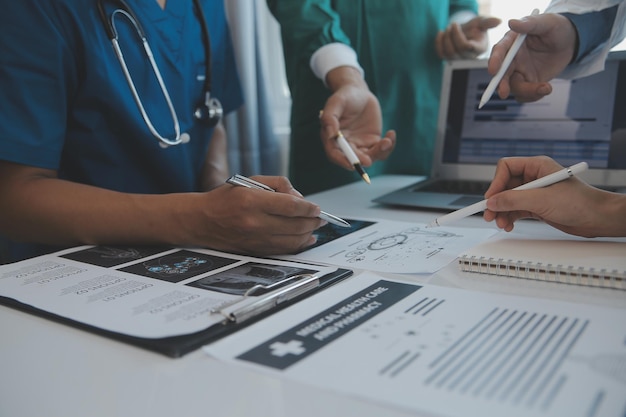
[2,175,624,417]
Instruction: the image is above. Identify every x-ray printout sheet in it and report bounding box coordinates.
[205,271,626,417]
[0,246,336,339]
[278,219,497,274]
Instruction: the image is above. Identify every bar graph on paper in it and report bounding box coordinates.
[363,296,624,416]
[423,308,588,409]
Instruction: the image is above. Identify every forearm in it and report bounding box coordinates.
[594,191,626,237]
[0,166,204,247]
[544,183,626,238]
[0,162,326,256]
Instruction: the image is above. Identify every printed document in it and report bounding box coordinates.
[280,218,497,274]
[0,246,336,338]
[205,271,626,417]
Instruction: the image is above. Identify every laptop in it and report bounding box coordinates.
[373,50,626,211]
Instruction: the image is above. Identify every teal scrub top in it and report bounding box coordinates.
[268,0,478,195]
[0,0,242,193]
[0,0,242,261]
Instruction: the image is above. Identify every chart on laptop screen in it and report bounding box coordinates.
[444,62,621,168]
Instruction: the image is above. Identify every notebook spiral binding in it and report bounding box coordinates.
[458,255,626,290]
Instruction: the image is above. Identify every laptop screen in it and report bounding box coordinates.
[434,51,626,188]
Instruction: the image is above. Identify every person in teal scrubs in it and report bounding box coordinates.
[268,1,500,195]
[0,0,326,263]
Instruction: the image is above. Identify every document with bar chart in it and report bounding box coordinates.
[205,271,626,417]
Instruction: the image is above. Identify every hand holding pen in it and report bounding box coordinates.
[175,175,330,256]
[317,81,396,181]
[484,10,577,104]
[480,157,623,238]
[480,8,539,108]
[227,175,350,228]
[428,159,589,229]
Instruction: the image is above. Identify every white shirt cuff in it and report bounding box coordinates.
[309,43,365,85]
[449,10,476,25]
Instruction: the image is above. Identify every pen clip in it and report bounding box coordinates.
[227,174,275,192]
[213,273,320,323]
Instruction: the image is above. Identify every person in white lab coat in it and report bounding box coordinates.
[488,0,626,102]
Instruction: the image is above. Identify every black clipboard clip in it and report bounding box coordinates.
[211,273,320,324]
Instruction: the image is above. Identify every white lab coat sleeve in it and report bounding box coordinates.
[545,0,626,79]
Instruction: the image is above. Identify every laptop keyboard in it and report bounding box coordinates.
[413,180,491,195]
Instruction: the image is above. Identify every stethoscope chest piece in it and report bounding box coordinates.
[195,92,223,127]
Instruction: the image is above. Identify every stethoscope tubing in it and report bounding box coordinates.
[97,0,221,147]
[109,8,183,146]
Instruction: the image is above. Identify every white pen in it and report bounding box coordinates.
[226,174,351,228]
[336,131,371,184]
[427,161,589,227]
[479,8,540,109]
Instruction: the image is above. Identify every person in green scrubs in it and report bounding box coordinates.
[267,1,500,195]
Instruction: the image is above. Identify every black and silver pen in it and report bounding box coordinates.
[226,174,351,228]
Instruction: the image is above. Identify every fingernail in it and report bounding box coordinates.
[538,85,551,95]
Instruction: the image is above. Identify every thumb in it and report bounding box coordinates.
[508,14,548,36]
[477,16,502,31]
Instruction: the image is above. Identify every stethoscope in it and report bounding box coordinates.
[97,0,223,147]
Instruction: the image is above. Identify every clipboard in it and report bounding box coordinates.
[0,246,353,358]
[0,268,352,358]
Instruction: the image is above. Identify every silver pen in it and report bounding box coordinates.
[219,274,321,323]
[226,174,351,228]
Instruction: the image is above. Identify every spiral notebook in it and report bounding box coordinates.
[458,236,626,290]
